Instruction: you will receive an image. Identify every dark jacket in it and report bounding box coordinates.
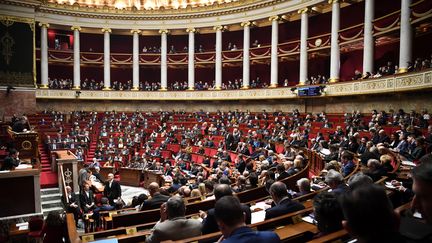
[104,180,122,204]
[1,156,20,170]
[140,193,170,211]
[202,204,252,235]
[264,197,305,220]
[221,226,280,243]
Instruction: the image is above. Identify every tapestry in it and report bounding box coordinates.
[0,16,35,87]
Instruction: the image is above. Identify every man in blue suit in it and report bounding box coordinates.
[265,182,305,220]
[214,196,280,243]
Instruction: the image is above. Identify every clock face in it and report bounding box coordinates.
[315,38,322,47]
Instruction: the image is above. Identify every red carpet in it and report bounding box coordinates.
[40,171,58,188]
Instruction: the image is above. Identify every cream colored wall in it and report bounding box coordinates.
[35,91,432,113]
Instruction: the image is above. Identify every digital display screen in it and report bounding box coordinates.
[298,87,321,96]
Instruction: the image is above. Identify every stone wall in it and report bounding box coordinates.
[0,88,37,118]
[35,90,432,114]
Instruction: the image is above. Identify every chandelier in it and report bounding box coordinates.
[49,0,239,10]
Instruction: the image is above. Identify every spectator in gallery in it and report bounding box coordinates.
[352,70,362,80]
[252,39,260,48]
[231,44,238,51]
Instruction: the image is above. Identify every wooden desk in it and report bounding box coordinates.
[0,169,41,218]
[119,168,143,187]
[274,221,318,240]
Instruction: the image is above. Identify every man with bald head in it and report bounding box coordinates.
[265,181,305,220]
[200,184,252,234]
[141,182,169,211]
[104,173,122,206]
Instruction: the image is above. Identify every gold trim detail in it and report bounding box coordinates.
[269,16,280,22]
[71,26,81,31]
[241,85,250,89]
[159,29,170,34]
[131,87,139,91]
[39,84,49,89]
[130,29,141,34]
[101,28,112,33]
[269,83,278,88]
[188,87,195,90]
[329,78,339,83]
[298,8,310,14]
[241,21,252,27]
[102,87,111,90]
[159,87,168,91]
[72,86,81,90]
[328,0,339,4]
[38,23,50,28]
[186,28,197,33]
[398,68,408,74]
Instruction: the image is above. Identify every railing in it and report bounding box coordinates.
[35,69,432,101]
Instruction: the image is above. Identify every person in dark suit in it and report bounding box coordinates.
[62,186,80,225]
[141,182,169,211]
[1,149,20,171]
[104,173,122,206]
[276,163,289,181]
[214,196,280,243]
[80,183,95,213]
[93,197,115,226]
[341,151,356,177]
[200,184,252,235]
[225,132,235,151]
[265,182,305,220]
[325,170,349,196]
[93,167,103,182]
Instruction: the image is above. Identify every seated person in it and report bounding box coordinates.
[325,170,349,196]
[347,172,373,191]
[92,197,115,226]
[341,151,356,177]
[62,186,80,226]
[214,196,280,243]
[293,178,312,198]
[340,184,405,242]
[1,149,20,170]
[365,159,387,182]
[80,183,95,213]
[200,184,252,234]
[141,182,169,211]
[313,192,344,237]
[146,196,202,243]
[265,182,305,220]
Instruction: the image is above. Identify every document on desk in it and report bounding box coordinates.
[251,210,266,224]
[16,222,28,231]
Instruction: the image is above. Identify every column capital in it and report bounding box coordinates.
[71,26,81,31]
[130,29,141,34]
[159,29,170,34]
[328,0,339,4]
[297,7,311,14]
[269,16,280,22]
[101,28,112,33]
[213,25,226,31]
[241,21,252,27]
[38,22,50,28]
[186,27,197,33]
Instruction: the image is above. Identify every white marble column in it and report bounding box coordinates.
[241,21,251,89]
[399,0,412,73]
[39,23,49,88]
[131,29,141,90]
[159,29,168,90]
[329,0,340,83]
[269,16,280,88]
[71,26,81,89]
[363,0,375,75]
[214,26,223,90]
[186,28,196,90]
[102,28,111,90]
[299,8,309,85]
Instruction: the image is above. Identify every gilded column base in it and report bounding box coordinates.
[159,87,168,91]
[72,86,81,90]
[298,81,306,86]
[269,83,278,88]
[188,87,195,91]
[329,78,339,83]
[102,87,111,91]
[241,86,249,90]
[39,84,49,89]
[398,68,408,74]
[131,87,140,91]
[214,86,222,90]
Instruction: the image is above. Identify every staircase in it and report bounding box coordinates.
[38,144,58,188]
[41,188,64,217]
[86,139,98,164]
